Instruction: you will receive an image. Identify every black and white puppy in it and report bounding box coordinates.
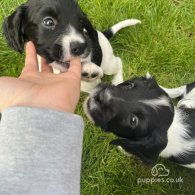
[2,0,141,92]
[84,76,195,168]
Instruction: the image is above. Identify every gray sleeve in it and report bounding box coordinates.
[0,107,84,195]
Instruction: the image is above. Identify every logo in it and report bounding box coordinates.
[151,163,170,177]
[137,163,183,184]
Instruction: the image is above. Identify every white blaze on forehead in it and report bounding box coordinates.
[139,96,171,110]
[61,25,85,59]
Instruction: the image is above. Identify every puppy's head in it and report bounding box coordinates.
[84,76,174,165]
[3,0,98,71]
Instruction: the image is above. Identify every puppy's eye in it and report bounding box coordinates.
[129,115,139,128]
[42,17,56,29]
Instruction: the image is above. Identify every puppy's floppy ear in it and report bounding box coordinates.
[80,11,98,41]
[2,4,27,53]
[111,130,167,165]
[80,11,102,65]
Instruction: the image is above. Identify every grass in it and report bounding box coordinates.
[0,0,195,194]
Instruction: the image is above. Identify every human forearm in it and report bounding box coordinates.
[0,107,84,195]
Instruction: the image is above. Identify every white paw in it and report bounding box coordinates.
[117,146,132,157]
[82,62,103,81]
[177,99,195,109]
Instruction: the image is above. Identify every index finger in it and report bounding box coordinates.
[21,41,39,74]
[67,58,82,79]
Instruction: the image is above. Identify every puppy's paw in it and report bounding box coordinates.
[117,146,132,157]
[177,99,195,109]
[82,62,103,81]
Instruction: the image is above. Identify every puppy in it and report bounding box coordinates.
[2,0,141,92]
[84,76,195,168]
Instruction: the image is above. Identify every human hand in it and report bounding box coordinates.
[0,42,81,113]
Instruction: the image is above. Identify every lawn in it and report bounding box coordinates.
[0,0,195,194]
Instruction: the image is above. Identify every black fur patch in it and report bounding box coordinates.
[186,82,195,94]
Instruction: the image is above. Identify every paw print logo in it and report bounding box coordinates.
[151,164,170,177]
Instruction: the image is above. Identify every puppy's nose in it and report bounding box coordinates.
[70,41,86,56]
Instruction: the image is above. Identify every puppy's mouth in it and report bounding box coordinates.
[56,60,70,68]
[83,96,95,123]
[84,86,106,120]
[85,96,111,132]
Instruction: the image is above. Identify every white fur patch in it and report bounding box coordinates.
[81,79,101,94]
[146,72,152,79]
[37,55,61,73]
[178,88,195,109]
[181,163,195,169]
[50,62,67,73]
[97,31,123,85]
[61,25,85,61]
[111,19,141,34]
[82,62,104,81]
[160,108,195,158]
[139,96,171,110]
[160,85,186,99]
[117,146,132,157]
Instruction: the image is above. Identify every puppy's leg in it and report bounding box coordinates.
[117,146,132,157]
[102,56,123,85]
[111,57,123,85]
[178,99,195,109]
